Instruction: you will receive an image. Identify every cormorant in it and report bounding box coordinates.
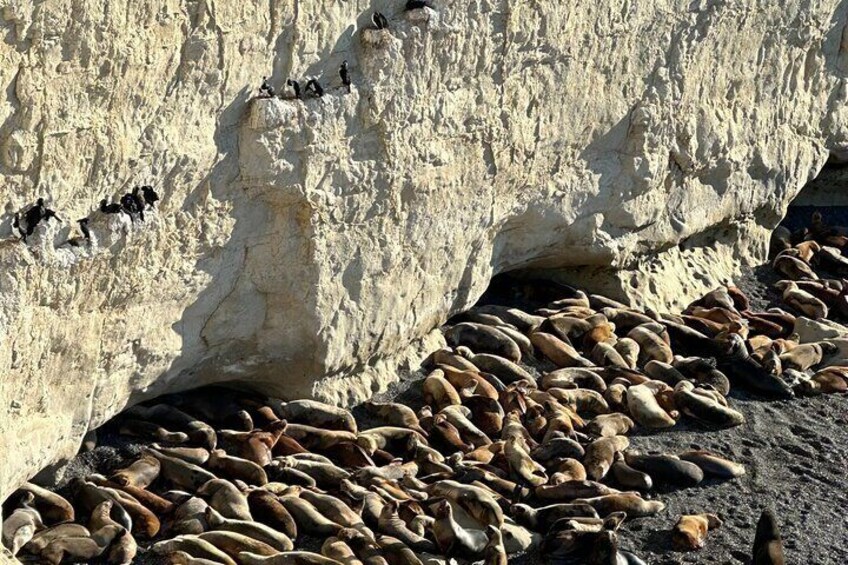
[340,61,351,93]
[78,218,91,240]
[406,0,433,9]
[120,193,142,222]
[12,213,26,240]
[100,198,123,214]
[141,185,160,208]
[22,197,61,239]
[306,79,324,98]
[287,79,302,100]
[259,76,275,98]
[372,12,389,30]
[131,187,147,221]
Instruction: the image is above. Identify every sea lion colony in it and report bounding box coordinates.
[16,209,848,564]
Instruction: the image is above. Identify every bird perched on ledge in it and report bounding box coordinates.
[340,61,351,93]
[372,12,389,30]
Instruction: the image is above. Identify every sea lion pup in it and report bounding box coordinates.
[2,492,43,555]
[529,331,594,368]
[609,452,652,491]
[270,399,357,433]
[377,500,436,553]
[775,280,828,319]
[583,436,630,481]
[672,513,722,550]
[203,507,293,552]
[207,449,268,485]
[626,383,676,429]
[119,418,189,444]
[153,536,237,564]
[504,436,548,486]
[127,403,217,449]
[445,322,523,362]
[469,353,534,384]
[780,342,831,370]
[612,337,640,368]
[673,381,745,428]
[146,448,217,490]
[423,369,462,409]
[17,482,74,524]
[672,356,731,395]
[364,401,428,435]
[196,479,252,521]
[754,510,787,565]
[584,413,635,438]
[624,452,704,487]
[246,490,297,538]
[432,499,487,556]
[110,451,161,488]
[627,324,674,365]
[425,480,504,527]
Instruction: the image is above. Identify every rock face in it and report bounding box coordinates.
[1,1,847,505]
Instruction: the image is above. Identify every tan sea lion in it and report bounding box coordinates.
[2,493,43,555]
[530,331,593,368]
[626,383,676,429]
[198,530,279,559]
[504,436,548,486]
[673,381,745,428]
[110,452,162,488]
[246,490,298,539]
[477,305,545,331]
[269,399,357,433]
[612,337,640,369]
[541,368,607,392]
[673,513,722,550]
[574,493,665,517]
[126,403,217,449]
[168,496,210,535]
[196,479,252,521]
[432,499,487,556]
[19,482,75,524]
[284,424,358,451]
[535,479,619,501]
[146,448,217,491]
[422,369,462,409]
[483,525,508,565]
[678,451,745,478]
[108,527,138,564]
[780,342,831,371]
[119,419,189,444]
[511,503,599,531]
[23,523,90,555]
[152,535,237,565]
[377,500,436,553]
[439,405,492,447]
[204,507,293,552]
[775,280,828,319]
[207,449,268,486]
[583,436,630,481]
[217,429,276,466]
[584,413,635,438]
[364,401,428,435]
[628,325,674,365]
[322,537,363,565]
[609,452,652,491]
[149,444,211,466]
[424,481,503,527]
[445,322,522,362]
[469,353,534,384]
[280,496,343,536]
[591,341,629,368]
[773,252,818,281]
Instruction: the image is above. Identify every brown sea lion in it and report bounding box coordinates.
[2,493,43,555]
[445,322,522,362]
[204,507,294,552]
[270,399,357,433]
[584,413,635,438]
[530,331,593,368]
[207,449,268,486]
[246,490,298,539]
[573,493,665,518]
[149,444,211,466]
[469,353,534,384]
[753,509,784,565]
[125,403,217,449]
[18,482,75,525]
[196,479,252,521]
[110,452,161,489]
[422,369,462,409]
[583,436,630,481]
[152,536,237,564]
[609,452,652,491]
[673,513,722,550]
[679,451,745,478]
[146,448,217,491]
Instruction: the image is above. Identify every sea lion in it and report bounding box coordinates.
[542,315,592,342]
[780,342,832,371]
[545,388,610,415]
[147,448,218,491]
[624,452,704,487]
[584,413,635,438]
[604,383,629,413]
[425,480,503,527]
[673,381,745,428]
[476,305,545,331]
[573,493,666,518]
[207,449,268,485]
[246,490,298,539]
[149,444,211,466]
[377,500,436,553]
[69,479,133,532]
[107,527,138,564]
[280,496,343,536]
[432,499,487,556]
[91,485,161,538]
[504,436,548,486]
[482,525,507,565]
[2,493,43,555]
[364,401,428,435]
[168,496,210,535]
[126,404,217,450]
[541,368,607,392]
[775,280,828,319]
[439,405,491,447]
[511,503,599,531]
[535,479,619,501]
[752,509,785,565]
[285,424,358,451]
[609,452,652,491]
[530,331,594,367]
[38,530,114,565]
[628,325,674,365]
[678,450,745,478]
[110,452,161,489]
[445,322,522,362]
[423,369,462,409]
[197,479,252,521]
[18,483,75,525]
[299,490,368,532]
[613,337,640,369]
[270,399,357,433]
[626,383,676,429]
[152,536,237,564]
[773,252,818,280]
[672,356,731,396]
[464,395,505,436]
[530,435,585,463]
[119,419,189,444]
[673,513,722,550]
[431,348,479,371]
[469,353,534,384]
[590,341,629,368]
[583,436,630,481]
[204,507,293,552]
[356,426,427,456]
[197,530,280,559]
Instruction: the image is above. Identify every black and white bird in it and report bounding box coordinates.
[372,12,389,30]
[100,198,124,214]
[406,0,433,10]
[287,79,302,100]
[306,79,324,98]
[141,185,160,208]
[22,197,61,240]
[340,61,351,93]
[259,76,275,98]
[78,218,91,240]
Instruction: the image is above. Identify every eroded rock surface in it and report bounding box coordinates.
[1,0,848,507]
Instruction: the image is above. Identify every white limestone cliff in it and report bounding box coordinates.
[1,0,848,507]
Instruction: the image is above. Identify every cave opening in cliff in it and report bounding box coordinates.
[781,156,848,234]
